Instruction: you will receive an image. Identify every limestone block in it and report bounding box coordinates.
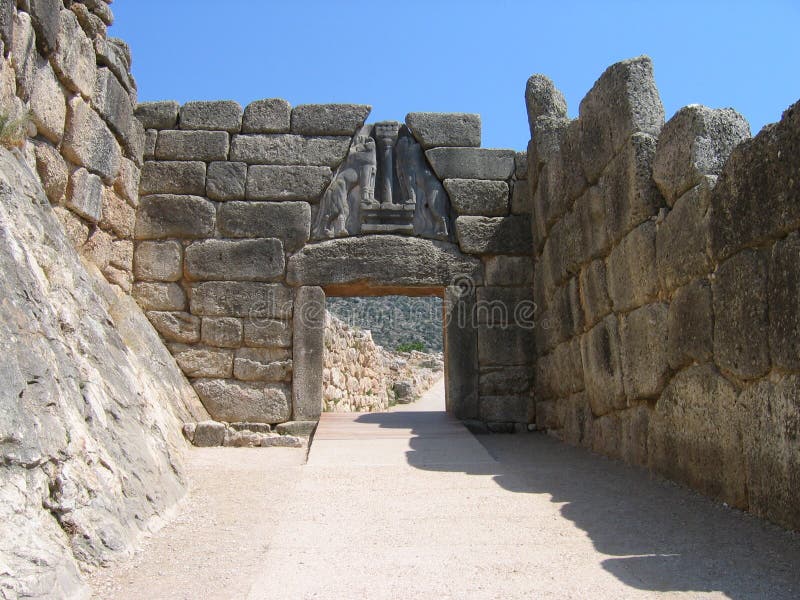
[293,286,325,420]
[547,278,584,345]
[132,281,186,311]
[184,238,285,282]
[11,11,36,100]
[27,0,60,55]
[620,303,669,401]
[139,160,206,196]
[600,132,663,245]
[53,206,89,247]
[135,101,179,130]
[205,161,246,201]
[656,179,713,291]
[405,112,481,149]
[710,101,800,262]
[579,258,611,330]
[484,256,533,286]
[179,100,242,133]
[479,366,532,396]
[192,379,291,423]
[444,285,479,419]
[667,277,713,370]
[0,0,13,51]
[62,97,121,183]
[515,151,528,180]
[426,147,515,180]
[218,201,310,252]
[653,104,750,205]
[739,376,800,530]
[606,220,658,312]
[81,227,112,270]
[578,56,665,183]
[114,157,140,207]
[94,36,135,96]
[477,323,534,367]
[112,240,134,272]
[475,287,532,326]
[537,338,583,400]
[66,167,102,222]
[200,317,243,348]
[246,165,332,201]
[52,10,95,97]
[146,311,200,344]
[191,421,226,447]
[510,179,530,215]
[144,129,156,160]
[100,187,134,238]
[154,130,229,162]
[444,179,509,216]
[170,344,233,379]
[648,364,746,508]
[244,318,292,348]
[30,59,66,143]
[479,395,533,424]
[234,349,292,382]
[713,248,770,380]
[134,195,215,240]
[275,421,317,437]
[580,315,626,417]
[528,116,569,193]
[33,142,67,204]
[291,103,371,136]
[525,74,568,133]
[189,282,293,319]
[242,98,291,133]
[769,232,800,372]
[230,134,351,167]
[455,215,532,256]
[134,240,183,282]
[287,235,483,290]
[93,67,134,144]
[576,186,610,261]
[70,2,106,40]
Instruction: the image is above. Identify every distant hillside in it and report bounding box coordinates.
[326,296,443,352]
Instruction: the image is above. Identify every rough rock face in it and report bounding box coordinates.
[0,147,208,599]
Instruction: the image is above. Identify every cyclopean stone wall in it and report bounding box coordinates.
[132,100,536,431]
[528,55,800,530]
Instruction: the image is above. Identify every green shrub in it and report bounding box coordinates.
[395,340,425,353]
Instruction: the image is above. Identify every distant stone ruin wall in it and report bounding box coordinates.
[0,0,142,292]
[527,56,800,530]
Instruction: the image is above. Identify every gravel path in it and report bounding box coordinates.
[89,380,800,599]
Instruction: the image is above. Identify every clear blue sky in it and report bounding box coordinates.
[111,1,800,150]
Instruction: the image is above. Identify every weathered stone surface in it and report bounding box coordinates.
[475,286,533,326]
[667,277,713,370]
[135,195,215,240]
[146,311,200,344]
[525,74,568,133]
[94,36,135,96]
[275,421,317,437]
[170,344,233,379]
[242,98,291,133]
[134,240,183,282]
[192,379,291,423]
[66,167,103,223]
[405,112,481,149]
[649,364,746,508]
[769,232,800,372]
[184,238,285,282]
[139,160,206,196]
[206,161,246,201]
[579,258,611,329]
[0,0,13,52]
[477,323,534,367]
[606,220,658,312]
[11,11,36,100]
[479,395,533,424]
[546,277,583,346]
[100,187,135,238]
[515,151,528,180]
[218,201,310,252]
[620,303,669,400]
[455,215,532,256]
[580,315,626,417]
[30,59,65,143]
[190,282,293,319]
[132,282,186,311]
[27,0,60,55]
[653,105,750,205]
[234,348,292,382]
[155,130,229,162]
[246,165,332,201]
[713,248,770,380]
[292,286,325,420]
[287,235,483,291]
[135,101,179,130]
[81,227,113,271]
[291,104,370,136]
[710,101,800,262]
[33,141,67,204]
[600,132,663,244]
[230,134,351,167]
[528,116,570,196]
[52,9,96,97]
[70,3,106,41]
[656,178,713,291]
[191,421,226,447]
[244,318,292,348]
[53,206,89,247]
[93,67,134,143]
[444,285,479,419]
[114,157,140,207]
[144,129,157,160]
[579,56,665,183]
[479,366,533,396]
[536,338,583,400]
[510,179,530,214]
[426,147,515,180]
[200,317,243,348]
[484,256,533,287]
[444,179,509,216]
[576,186,610,261]
[63,97,121,183]
[180,100,242,133]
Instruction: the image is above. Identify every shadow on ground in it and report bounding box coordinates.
[355,411,800,600]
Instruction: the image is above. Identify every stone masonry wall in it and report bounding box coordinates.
[527,55,800,531]
[1,0,143,293]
